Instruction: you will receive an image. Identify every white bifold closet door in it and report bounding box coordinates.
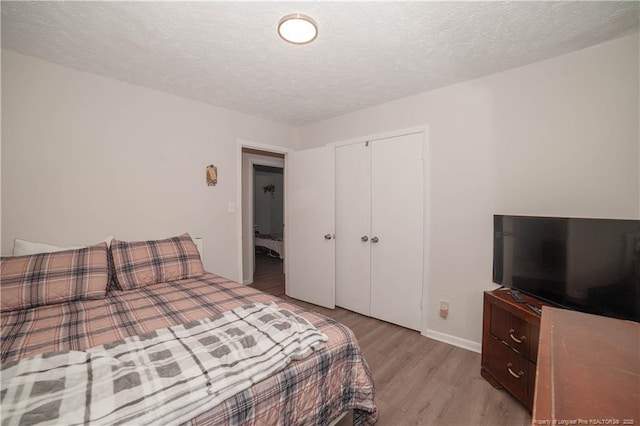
[335,142,372,316]
[370,133,423,330]
[336,132,424,330]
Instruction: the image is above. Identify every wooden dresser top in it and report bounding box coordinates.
[533,307,639,425]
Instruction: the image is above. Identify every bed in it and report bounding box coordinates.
[255,233,284,259]
[0,233,377,425]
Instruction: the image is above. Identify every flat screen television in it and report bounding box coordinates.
[493,215,640,322]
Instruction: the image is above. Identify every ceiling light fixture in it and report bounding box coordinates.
[278,13,318,45]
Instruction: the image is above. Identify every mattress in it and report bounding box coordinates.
[255,233,284,259]
[1,272,377,425]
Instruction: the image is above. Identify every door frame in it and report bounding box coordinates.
[246,158,284,284]
[236,139,290,285]
[327,125,429,148]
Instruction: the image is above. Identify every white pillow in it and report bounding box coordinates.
[12,236,114,256]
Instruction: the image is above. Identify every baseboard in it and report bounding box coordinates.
[423,329,481,353]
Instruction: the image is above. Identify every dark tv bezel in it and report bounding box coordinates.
[492,214,640,322]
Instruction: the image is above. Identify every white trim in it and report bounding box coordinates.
[238,139,291,154]
[421,126,432,336]
[326,126,428,148]
[236,140,291,284]
[423,329,482,354]
[250,158,285,169]
[420,127,432,339]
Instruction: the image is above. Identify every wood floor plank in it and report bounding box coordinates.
[250,254,531,425]
[376,399,407,425]
[402,378,458,425]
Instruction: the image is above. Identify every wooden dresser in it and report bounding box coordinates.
[481,289,545,410]
[533,307,640,425]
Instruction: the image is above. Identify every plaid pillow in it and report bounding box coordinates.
[0,243,109,312]
[110,233,204,290]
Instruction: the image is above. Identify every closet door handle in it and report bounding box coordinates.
[371,237,379,243]
[324,234,333,240]
[361,235,369,242]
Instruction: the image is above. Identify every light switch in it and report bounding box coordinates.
[228,202,236,213]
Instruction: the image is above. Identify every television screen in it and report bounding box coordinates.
[493,215,640,322]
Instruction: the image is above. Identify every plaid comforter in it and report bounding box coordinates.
[2,303,328,425]
[1,273,378,425]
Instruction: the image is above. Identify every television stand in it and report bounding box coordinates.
[481,288,546,411]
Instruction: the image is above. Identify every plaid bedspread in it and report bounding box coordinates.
[1,273,378,425]
[1,303,328,426]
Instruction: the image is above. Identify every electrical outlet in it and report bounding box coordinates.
[440,301,449,319]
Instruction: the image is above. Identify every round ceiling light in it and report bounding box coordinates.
[278,13,318,45]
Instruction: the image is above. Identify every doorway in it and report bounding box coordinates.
[241,147,285,284]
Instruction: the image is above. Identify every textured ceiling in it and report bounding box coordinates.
[2,2,638,126]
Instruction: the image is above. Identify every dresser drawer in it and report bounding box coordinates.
[484,336,535,409]
[490,301,539,362]
[482,290,544,412]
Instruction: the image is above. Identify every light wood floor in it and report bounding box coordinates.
[250,254,532,426]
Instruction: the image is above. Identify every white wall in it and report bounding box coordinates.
[1,50,297,281]
[297,33,640,348]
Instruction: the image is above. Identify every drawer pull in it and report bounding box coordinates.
[506,363,524,379]
[508,329,526,344]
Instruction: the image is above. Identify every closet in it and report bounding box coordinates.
[335,132,424,331]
